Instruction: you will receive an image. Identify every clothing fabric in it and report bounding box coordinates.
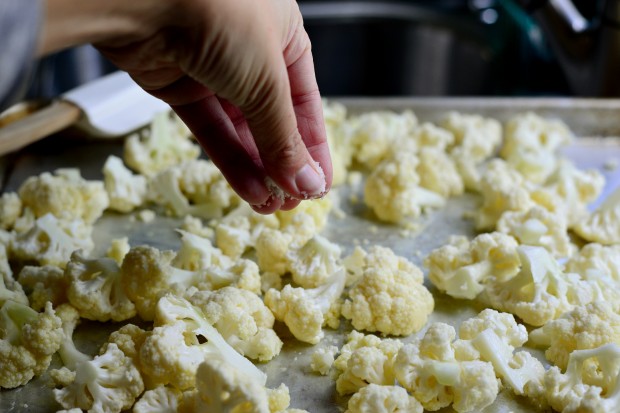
[0,0,41,111]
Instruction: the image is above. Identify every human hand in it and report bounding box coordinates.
[93,0,332,213]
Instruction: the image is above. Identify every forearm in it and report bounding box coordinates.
[37,0,177,56]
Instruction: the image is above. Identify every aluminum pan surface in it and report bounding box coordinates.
[1,98,620,413]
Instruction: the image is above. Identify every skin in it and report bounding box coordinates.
[37,0,332,213]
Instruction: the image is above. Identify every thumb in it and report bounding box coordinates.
[238,56,326,200]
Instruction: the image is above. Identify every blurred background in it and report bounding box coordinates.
[26,0,620,99]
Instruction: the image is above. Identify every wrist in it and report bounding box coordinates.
[37,0,178,56]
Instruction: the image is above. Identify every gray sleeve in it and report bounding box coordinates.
[0,0,42,111]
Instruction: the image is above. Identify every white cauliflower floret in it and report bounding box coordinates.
[342,247,433,336]
[264,269,346,344]
[574,185,620,245]
[346,110,418,169]
[424,232,520,300]
[276,196,332,233]
[416,146,464,197]
[181,214,215,239]
[475,159,533,230]
[188,286,283,362]
[311,345,339,375]
[497,205,572,257]
[441,111,503,162]
[65,249,136,322]
[0,244,28,306]
[105,236,130,265]
[453,309,545,399]
[10,213,94,268]
[0,301,62,389]
[529,301,620,370]
[255,228,295,275]
[409,122,454,151]
[485,245,597,326]
[17,264,66,311]
[214,207,278,259]
[102,155,147,213]
[537,159,605,228]
[18,168,109,224]
[172,229,232,271]
[364,152,444,224]
[343,246,367,287]
[501,112,573,184]
[564,243,620,282]
[141,294,266,390]
[544,343,620,413]
[0,192,21,230]
[124,111,200,176]
[394,323,499,412]
[53,342,144,413]
[323,99,352,186]
[288,234,343,288]
[345,384,423,413]
[133,386,183,413]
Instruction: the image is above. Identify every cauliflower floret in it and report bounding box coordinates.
[10,213,94,268]
[416,146,464,198]
[65,249,136,322]
[103,323,149,371]
[343,246,367,287]
[475,159,533,230]
[529,301,620,370]
[288,234,343,288]
[17,264,66,311]
[102,155,147,213]
[501,112,573,184]
[188,287,283,362]
[347,110,418,169]
[336,343,402,396]
[485,245,598,326]
[0,244,28,306]
[544,343,620,413]
[364,152,445,224]
[181,214,215,239]
[323,99,352,186]
[345,384,423,413]
[18,168,109,224]
[214,207,278,259]
[276,197,332,231]
[311,345,339,376]
[255,228,295,275]
[453,309,545,398]
[172,229,232,271]
[133,386,183,413]
[574,185,620,245]
[341,247,433,336]
[441,111,502,162]
[53,342,144,413]
[265,269,346,344]
[394,323,499,412]
[0,192,22,230]
[123,111,200,176]
[409,122,455,151]
[0,301,62,388]
[424,232,520,300]
[497,206,572,257]
[564,243,620,282]
[105,236,130,265]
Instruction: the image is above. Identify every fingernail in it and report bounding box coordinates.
[295,163,326,198]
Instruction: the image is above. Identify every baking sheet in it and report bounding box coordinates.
[1,98,620,413]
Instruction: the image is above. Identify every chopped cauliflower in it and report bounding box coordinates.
[265,269,346,344]
[341,246,433,336]
[564,243,620,282]
[416,146,464,198]
[574,185,620,245]
[475,159,533,230]
[0,192,21,230]
[0,301,62,389]
[65,249,136,322]
[188,286,283,362]
[323,99,352,186]
[394,323,499,412]
[0,243,28,306]
[16,264,66,311]
[441,111,503,162]
[424,232,520,300]
[10,213,94,268]
[501,112,573,184]
[18,168,109,224]
[276,197,332,232]
[102,155,147,213]
[409,122,455,151]
[497,206,572,257]
[544,343,620,413]
[336,343,402,396]
[124,111,200,176]
[345,384,423,413]
[311,345,339,376]
[529,301,620,370]
[105,236,130,265]
[364,152,445,224]
[133,386,183,413]
[485,245,598,326]
[255,228,295,275]
[288,234,343,288]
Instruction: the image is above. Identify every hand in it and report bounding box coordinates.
[39,0,332,213]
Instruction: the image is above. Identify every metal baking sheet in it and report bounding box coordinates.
[2,98,620,413]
